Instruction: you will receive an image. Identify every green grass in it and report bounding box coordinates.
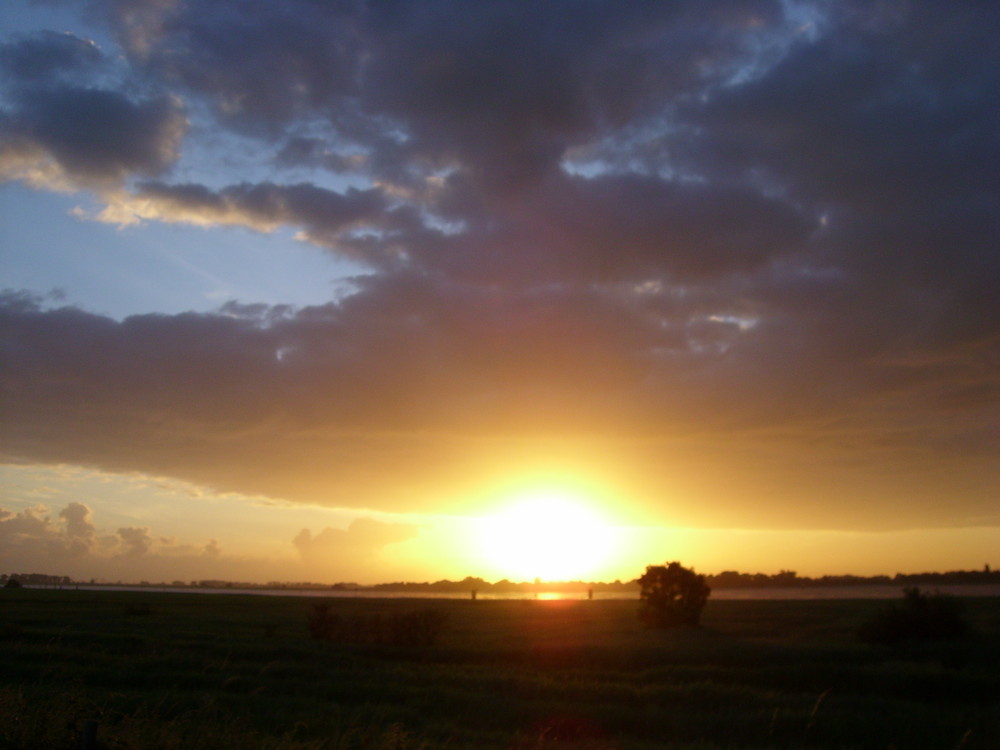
[2,589,998,749]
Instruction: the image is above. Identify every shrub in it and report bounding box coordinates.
[307,602,448,647]
[858,587,970,645]
[638,561,710,628]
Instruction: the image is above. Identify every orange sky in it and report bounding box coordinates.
[1,1,998,584]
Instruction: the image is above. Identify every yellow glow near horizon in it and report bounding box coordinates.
[475,489,619,581]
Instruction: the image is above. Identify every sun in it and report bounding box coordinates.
[476,489,618,582]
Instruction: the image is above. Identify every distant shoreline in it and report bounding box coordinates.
[8,566,999,598]
[20,582,1000,601]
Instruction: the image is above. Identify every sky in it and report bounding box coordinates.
[1,0,998,585]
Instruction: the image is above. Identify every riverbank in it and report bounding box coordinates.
[25,581,1000,601]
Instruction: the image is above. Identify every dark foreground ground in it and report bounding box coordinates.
[2,588,998,749]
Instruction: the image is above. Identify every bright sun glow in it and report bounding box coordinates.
[476,489,618,581]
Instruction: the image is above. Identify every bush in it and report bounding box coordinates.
[307,602,448,647]
[638,561,710,628]
[858,587,970,645]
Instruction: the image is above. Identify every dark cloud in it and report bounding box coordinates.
[0,23,184,186]
[2,284,996,529]
[15,87,182,176]
[0,30,103,81]
[106,0,362,130]
[674,3,1000,381]
[693,4,1000,208]
[503,173,816,282]
[0,86,185,186]
[275,136,364,173]
[97,0,785,191]
[353,0,787,193]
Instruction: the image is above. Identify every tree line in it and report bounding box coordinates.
[3,566,996,591]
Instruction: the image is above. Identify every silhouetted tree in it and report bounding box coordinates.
[638,562,710,627]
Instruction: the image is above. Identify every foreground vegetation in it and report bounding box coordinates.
[2,589,999,749]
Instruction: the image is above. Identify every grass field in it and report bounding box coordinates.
[2,589,998,749]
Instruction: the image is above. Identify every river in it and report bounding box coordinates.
[42,583,1000,600]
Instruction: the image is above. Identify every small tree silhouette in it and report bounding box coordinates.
[638,561,710,627]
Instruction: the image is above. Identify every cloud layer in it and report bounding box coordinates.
[0,499,414,583]
[1,1,998,530]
